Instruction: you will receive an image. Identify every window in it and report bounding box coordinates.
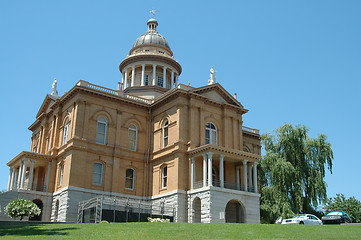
[161,166,167,188]
[54,200,59,222]
[144,75,149,86]
[157,76,163,87]
[205,122,217,145]
[59,164,64,186]
[125,168,135,189]
[92,163,103,185]
[163,120,168,147]
[96,116,107,145]
[63,119,69,145]
[128,124,137,151]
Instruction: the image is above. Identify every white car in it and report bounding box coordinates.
[281,214,322,225]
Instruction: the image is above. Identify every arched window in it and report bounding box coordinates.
[163,120,169,147]
[128,124,137,151]
[96,116,107,145]
[92,162,103,185]
[63,119,70,145]
[161,166,167,188]
[205,123,217,145]
[125,168,135,190]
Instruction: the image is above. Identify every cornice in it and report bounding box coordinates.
[187,144,260,161]
[119,54,182,74]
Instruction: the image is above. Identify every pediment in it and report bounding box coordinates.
[191,83,244,109]
[36,94,58,118]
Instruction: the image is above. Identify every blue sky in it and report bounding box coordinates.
[0,1,360,202]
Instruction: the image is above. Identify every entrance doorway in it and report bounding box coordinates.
[29,199,43,221]
[225,199,245,223]
[192,197,201,223]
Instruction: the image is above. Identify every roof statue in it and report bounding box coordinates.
[208,66,216,85]
[51,78,59,98]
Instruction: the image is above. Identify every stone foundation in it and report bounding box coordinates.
[188,186,260,223]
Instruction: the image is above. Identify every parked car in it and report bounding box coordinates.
[275,216,283,224]
[322,211,352,224]
[281,214,322,225]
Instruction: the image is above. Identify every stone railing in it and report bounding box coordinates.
[124,93,153,104]
[193,180,254,193]
[77,80,118,95]
[242,126,260,135]
[76,80,153,104]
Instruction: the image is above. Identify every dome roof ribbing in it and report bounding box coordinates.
[132,18,170,49]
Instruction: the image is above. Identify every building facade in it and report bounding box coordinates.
[1,18,261,223]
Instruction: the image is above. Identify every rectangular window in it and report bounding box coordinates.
[125,169,134,189]
[92,163,103,185]
[157,76,163,87]
[144,75,149,86]
[59,164,64,186]
[63,120,69,145]
[205,130,210,144]
[96,117,107,145]
[162,166,167,188]
[128,125,137,151]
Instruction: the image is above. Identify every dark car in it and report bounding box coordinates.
[322,211,352,224]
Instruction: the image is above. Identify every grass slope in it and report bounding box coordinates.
[1,222,361,239]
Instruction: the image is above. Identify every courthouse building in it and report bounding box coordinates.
[1,17,261,223]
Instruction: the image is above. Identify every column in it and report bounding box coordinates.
[219,154,224,188]
[242,159,248,191]
[236,166,240,190]
[176,74,179,85]
[121,71,125,90]
[17,161,23,189]
[7,168,13,191]
[253,162,258,193]
[207,152,213,186]
[191,157,195,189]
[248,164,253,191]
[21,159,28,189]
[13,170,18,189]
[131,66,135,87]
[171,70,174,88]
[124,69,128,89]
[9,167,15,190]
[28,159,35,190]
[152,64,156,85]
[45,161,52,192]
[141,64,145,86]
[163,66,167,88]
[202,153,207,187]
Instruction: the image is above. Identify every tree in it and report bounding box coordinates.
[324,194,361,223]
[258,123,333,223]
[4,199,41,220]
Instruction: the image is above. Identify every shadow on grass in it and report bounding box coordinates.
[0,222,78,237]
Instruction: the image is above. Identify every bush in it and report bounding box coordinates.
[147,217,170,223]
[4,199,41,220]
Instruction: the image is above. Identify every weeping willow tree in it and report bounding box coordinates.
[258,124,333,223]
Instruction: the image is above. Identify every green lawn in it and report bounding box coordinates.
[0,222,360,239]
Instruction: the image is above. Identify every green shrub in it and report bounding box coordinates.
[4,199,41,220]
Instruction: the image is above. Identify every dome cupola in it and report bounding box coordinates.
[131,18,171,51]
[119,17,182,99]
